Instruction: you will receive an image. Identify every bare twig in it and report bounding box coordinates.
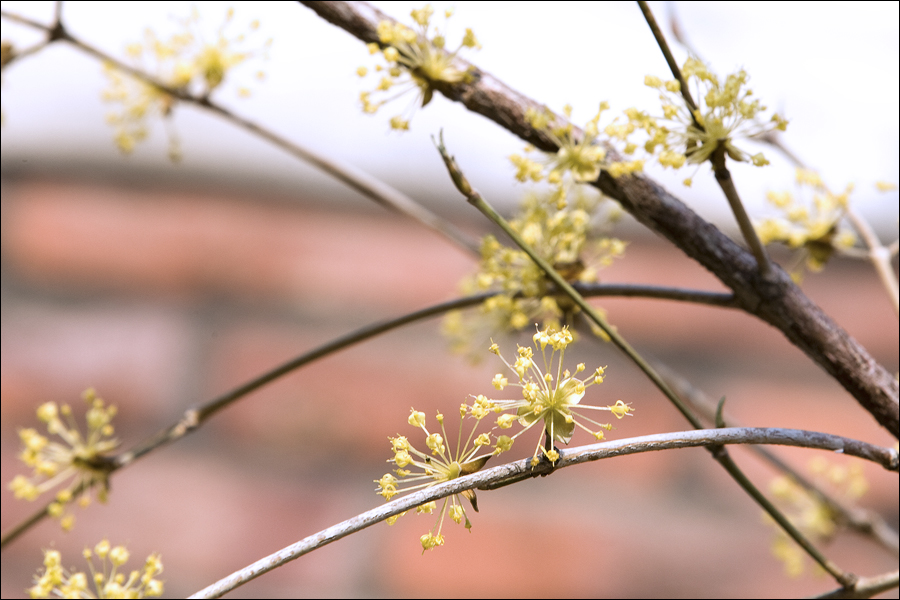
[189,427,896,598]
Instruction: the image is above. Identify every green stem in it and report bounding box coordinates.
[711,146,775,278]
[636,1,699,119]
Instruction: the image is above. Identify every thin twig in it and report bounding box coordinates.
[189,427,895,598]
[815,570,899,599]
[653,361,900,556]
[1,283,737,548]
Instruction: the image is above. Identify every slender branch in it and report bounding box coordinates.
[1,283,736,548]
[654,361,900,555]
[575,282,736,307]
[636,1,698,117]
[300,1,898,439]
[435,136,860,585]
[189,427,895,598]
[0,8,480,257]
[435,132,704,430]
[815,570,899,599]
[638,1,774,278]
[710,139,775,278]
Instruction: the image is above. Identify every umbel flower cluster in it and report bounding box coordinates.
[9,389,118,531]
[376,327,634,552]
[625,58,788,185]
[29,539,163,599]
[509,103,645,205]
[102,7,270,159]
[443,189,625,359]
[357,4,480,130]
[754,168,860,280]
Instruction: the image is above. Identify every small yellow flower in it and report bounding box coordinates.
[357,5,479,130]
[484,326,634,467]
[9,389,118,531]
[375,407,493,551]
[29,541,163,599]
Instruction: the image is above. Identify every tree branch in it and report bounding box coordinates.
[188,426,897,598]
[299,0,899,438]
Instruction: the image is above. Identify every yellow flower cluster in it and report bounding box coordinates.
[481,326,633,467]
[625,59,787,185]
[754,168,858,280]
[102,7,270,159]
[375,407,493,553]
[376,328,633,551]
[442,190,625,359]
[357,4,480,130]
[29,540,163,599]
[767,457,868,578]
[510,103,644,203]
[8,389,118,531]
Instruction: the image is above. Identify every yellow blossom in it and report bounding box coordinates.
[483,326,634,467]
[102,7,270,159]
[754,169,858,279]
[357,5,479,130]
[375,407,493,551]
[442,189,624,360]
[9,389,118,531]
[29,541,163,599]
[628,58,787,181]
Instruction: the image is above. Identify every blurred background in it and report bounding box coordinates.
[1,1,898,598]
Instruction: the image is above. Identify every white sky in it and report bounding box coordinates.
[1,1,898,231]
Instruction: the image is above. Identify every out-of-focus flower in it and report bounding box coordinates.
[29,540,163,599]
[766,457,868,578]
[442,189,625,360]
[9,389,118,531]
[102,7,271,159]
[754,168,859,281]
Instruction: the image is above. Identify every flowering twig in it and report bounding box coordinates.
[0,7,480,256]
[301,1,898,439]
[435,134,862,586]
[637,0,774,279]
[2,284,734,548]
[758,132,899,316]
[189,427,895,598]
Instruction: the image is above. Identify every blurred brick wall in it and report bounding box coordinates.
[2,175,897,598]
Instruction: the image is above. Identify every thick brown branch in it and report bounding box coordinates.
[300,0,899,438]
